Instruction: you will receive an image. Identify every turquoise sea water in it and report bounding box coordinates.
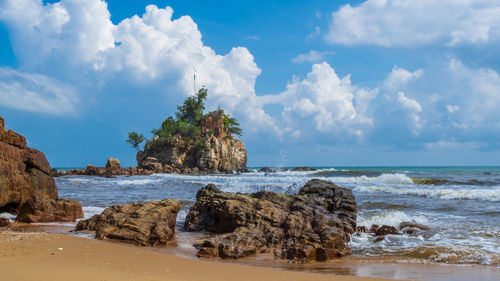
[50,166,500,268]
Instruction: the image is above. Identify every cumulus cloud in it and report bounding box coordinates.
[0,0,278,133]
[325,0,500,47]
[0,67,78,115]
[291,50,334,64]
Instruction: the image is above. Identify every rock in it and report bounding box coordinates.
[105,157,121,169]
[399,221,430,231]
[0,116,58,213]
[369,224,380,233]
[356,226,368,233]
[402,227,419,235]
[258,167,279,173]
[0,217,12,228]
[374,225,401,236]
[138,110,247,174]
[16,196,84,223]
[374,236,385,243]
[291,167,317,172]
[184,179,357,262]
[75,199,180,246]
[142,157,163,172]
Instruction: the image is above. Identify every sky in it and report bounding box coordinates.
[1,0,500,167]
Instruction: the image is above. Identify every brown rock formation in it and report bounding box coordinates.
[184,179,357,262]
[0,116,58,213]
[105,157,120,169]
[52,162,154,177]
[75,199,181,246]
[138,111,247,174]
[16,196,84,223]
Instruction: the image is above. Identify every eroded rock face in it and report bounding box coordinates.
[105,157,120,169]
[138,111,247,174]
[184,179,357,262]
[53,163,154,177]
[75,199,180,246]
[0,116,58,213]
[16,196,84,223]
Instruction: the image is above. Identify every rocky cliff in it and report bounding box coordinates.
[0,116,58,213]
[137,111,247,173]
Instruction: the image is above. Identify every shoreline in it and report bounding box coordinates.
[5,223,500,281]
[0,231,394,281]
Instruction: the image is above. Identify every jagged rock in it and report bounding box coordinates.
[0,116,58,213]
[374,225,401,236]
[399,221,430,231]
[292,167,317,171]
[258,167,280,173]
[54,164,154,177]
[105,157,121,169]
[15,196,84,223]
[184,179,357,262]
[75,199,180,246]
[138,111,247,174]
[0,217,12,228]
[142,157,163,172]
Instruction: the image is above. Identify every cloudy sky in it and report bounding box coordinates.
[1,0,500,167]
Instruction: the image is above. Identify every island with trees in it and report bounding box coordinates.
[128,87,247,174]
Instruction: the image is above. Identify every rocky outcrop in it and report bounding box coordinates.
[0,116,58,213]
[292,167,317,172]
[105,157,120,169]
[138,111,247,174]
[52,163,154,177]
[15,196,84,223]
[75,199,180,246]
[184,179,357,262]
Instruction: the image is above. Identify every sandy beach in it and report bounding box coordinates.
[0,231,395,281]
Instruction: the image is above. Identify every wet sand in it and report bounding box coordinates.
[0,231,394,281]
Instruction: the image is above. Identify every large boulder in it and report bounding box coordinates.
[16,196,84,223]
[184,179,357,262]
[75,199,181,246]
[0,217,12,228]
[105,157,121,169]
[0,116,58,213]
[138,110,247,174]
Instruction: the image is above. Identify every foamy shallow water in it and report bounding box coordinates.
[50,166,500,269]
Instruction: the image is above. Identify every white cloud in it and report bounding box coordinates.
[383,66,423,90]
[0,0,279,133]
[0,67,78,115]
[272,62,376,138]
[325,0,500,47]
[396,92,423,132]
[291,50,334,64]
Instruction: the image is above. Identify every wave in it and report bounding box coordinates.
[354,185,500,201]
[332,173,414,185]
[115,178,163,185]
[82,206,105,219]
[357,210,429,228]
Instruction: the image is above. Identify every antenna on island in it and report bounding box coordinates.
[193,67,197,95]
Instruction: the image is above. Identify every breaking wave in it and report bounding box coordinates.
[354,185,500,201]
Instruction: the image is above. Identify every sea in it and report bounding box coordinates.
[5,166,500,280]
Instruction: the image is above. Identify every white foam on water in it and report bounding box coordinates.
[82,206,105,219]
[115,178,163,185]
[357,210,429,228]
[332,173,414,185]
[354,185,500,201]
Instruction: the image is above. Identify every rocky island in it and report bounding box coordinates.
[132,87,247,174]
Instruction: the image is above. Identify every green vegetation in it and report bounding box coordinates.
[126,132,146,151]
[128,87,243,152]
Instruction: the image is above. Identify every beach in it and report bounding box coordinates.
[0,231,392,281]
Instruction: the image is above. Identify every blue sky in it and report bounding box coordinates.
[1,0,500,167]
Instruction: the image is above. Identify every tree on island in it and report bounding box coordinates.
[127,87,242,152]
[126,132,145,151]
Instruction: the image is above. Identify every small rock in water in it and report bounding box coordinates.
[399,221,430,231]
[374,225,401,236]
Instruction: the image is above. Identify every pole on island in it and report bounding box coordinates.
[193,67,197,95]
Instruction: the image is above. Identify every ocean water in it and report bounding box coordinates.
[53,166,500,268]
